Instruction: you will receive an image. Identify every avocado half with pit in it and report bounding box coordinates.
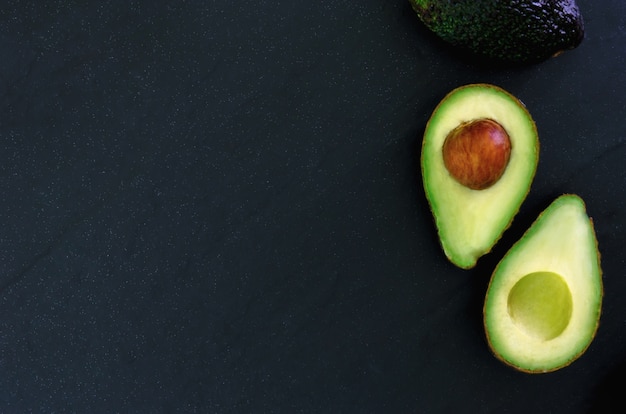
[421,83,539,269]
[484,194,603,373]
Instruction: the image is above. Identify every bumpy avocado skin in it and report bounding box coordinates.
[410,0,585,64]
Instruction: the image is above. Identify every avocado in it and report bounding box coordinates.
[421,84,539,269]
[409,0,585,64]
[483,194,602,373]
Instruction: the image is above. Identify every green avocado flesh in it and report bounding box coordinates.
[421,84,539,269]
[409,0,585,64]
[484,194,603,373]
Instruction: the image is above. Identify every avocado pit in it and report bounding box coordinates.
[442,118,511,190]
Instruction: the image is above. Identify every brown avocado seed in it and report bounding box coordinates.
[442,118,512,190]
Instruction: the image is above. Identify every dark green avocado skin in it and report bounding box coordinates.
[410,0,585,64]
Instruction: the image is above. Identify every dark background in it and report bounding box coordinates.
[1,1,625,412]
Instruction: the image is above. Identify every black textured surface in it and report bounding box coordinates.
[0,1,625,413]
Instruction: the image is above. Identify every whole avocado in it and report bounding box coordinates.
[410,0,585,64]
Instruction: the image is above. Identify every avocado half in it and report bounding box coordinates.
[483,194,603,373]
[421,84,539,269]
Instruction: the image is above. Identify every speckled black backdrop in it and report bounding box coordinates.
[1,1,625,413]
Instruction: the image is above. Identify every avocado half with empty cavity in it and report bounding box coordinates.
[483,194,603,373]
[421,84,539,269]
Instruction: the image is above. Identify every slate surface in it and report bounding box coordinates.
[1,1,625,413]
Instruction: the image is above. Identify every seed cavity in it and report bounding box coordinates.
[507,271,573,341]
